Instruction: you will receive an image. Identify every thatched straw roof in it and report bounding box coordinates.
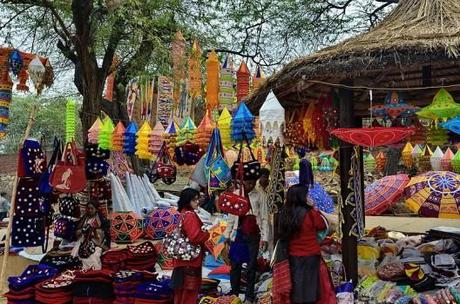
[249,0,460,114]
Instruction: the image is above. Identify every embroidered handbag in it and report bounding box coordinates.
[39,137,62,194]
[21,138,47,178]
[54,216,76,240]
[59,195,81,218]
[85,158,109,180]
[110,211,144,244]
[85,143,110,159]
[11,215,46,247]
[156,142,177,185]
[163,211,201,261]
[205,128,231,191]
[78,236,96,258]
[230,136,260,181]
[218,163,250,216]
[50,142,87,193]
[175,141,204,166]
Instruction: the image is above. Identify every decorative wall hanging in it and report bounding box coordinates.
[173,79,191,126]
[231,102,255,142]
[284,108,306,147]
[112,122,125,152]
[219,56,236,108]
[266,145,286,214]
[171,31,186,103]
[123,121,138,155]
[140,78,154,121]
[188,39,202,98]
[371,91,419,119]
[442,147,454,171]
[417,88,460,122]
[98,116,115,150]
[218,107,232,148]
[126,78,140,121]
[401,142,413,168]
[331,127,414,148]
[206,50,220,110]
[312,97,330,149]
[88,118,102,144]
[195,110,214,149]
[156,76,174,128]
[430,146,444,171]
[259,90,285,146]
[149,121,165,157]
[135,122,152,160]
[0,68,13,139]
[65,98,76,143]
[252,65,265,90]
[236,62,250,102]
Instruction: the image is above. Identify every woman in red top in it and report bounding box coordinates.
[278,184,327,304]
[171,188,210,304]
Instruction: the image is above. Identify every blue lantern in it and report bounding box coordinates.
[8,49,23,77]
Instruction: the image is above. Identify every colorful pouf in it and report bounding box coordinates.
[110,211,144,244]
[144,207,180,240]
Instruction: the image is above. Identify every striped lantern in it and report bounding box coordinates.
[219,56,235,108]
[136,121,153,160]
[0,68,13,139]
[171,31,186,103]
[188,40,202,98]
[206,50,220,110]
[252,65,265,90]
[236,61,250,102]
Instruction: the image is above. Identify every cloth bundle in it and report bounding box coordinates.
[35,270,75,304]
[102,242,157,272]
[113,271,144,304]
[72,269,115,303]
[134,278,172,303]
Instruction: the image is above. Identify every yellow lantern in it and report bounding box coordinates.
[136,121,152,160]
[206,50,220,110]
[401,142,413,168]
[218,107,232,148]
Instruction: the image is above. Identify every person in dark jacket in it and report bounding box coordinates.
[171,188,210,304]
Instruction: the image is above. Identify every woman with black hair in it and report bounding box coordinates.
[171,188,210,304]
[278,184,327,304]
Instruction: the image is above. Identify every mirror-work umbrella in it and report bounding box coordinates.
[308,182,335,214]
[365,174,410,216]
[405,171,460,218]
[331,127,414,147]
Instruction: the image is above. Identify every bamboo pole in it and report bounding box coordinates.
[0,105,37,292]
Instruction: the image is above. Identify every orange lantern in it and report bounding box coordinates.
[236,61,250,102]
[189,40,202,98]
[195,111,214,149]
[442,147,454,171]
[252,65,265,90]
[206,50,220,110]
[172,31,186,103]
[112,122,125,152]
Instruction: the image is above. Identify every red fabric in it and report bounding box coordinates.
[173,210,210,268]
[208,265,231,275]
[173,287,199,304]
[331,127,415,148]
[272,260,292,304]
[289,209,326,256]
[315,259,336,304]
[73,297,114,304]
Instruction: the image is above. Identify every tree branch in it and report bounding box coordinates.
[0,4,33,31]
[101,17,124,75]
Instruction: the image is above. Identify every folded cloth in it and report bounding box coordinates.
[4,286,35,301]
[73,282,114,298]
[72,297,115,304]
[101,249,130,271]
[8,264,59,291]
[134,298,172,304]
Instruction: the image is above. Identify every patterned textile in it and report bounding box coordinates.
[266,145,286,214]
[365,174,409,215]
[110,211,143,243]
[144,207,180,240]
[331,127,415,148]
[272,260,291,304]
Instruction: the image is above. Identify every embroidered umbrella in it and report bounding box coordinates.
[441,116,460,134]
[417,88,460,121]
[405,171,460,218]
[371,91,419,119]
[331,127,414,148]
[365,174,409,215]
[308,182,335,214]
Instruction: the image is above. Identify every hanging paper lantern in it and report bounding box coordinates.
[144,207,180,240]
[252,65,265,90]
[195,111,214,149]
[98,116,115,150]
[417,88,460,121]
[28,56,46,93]
[442,148,454,171]
[451,150,460,173]
[218,107,233,148]
[0,69,13,139]
[259,90,285,146]
[189,39,202,98]
[371,91,419,119]
[135,121,152,160]
[172,31,186,103]
[206,50,220,110]
[123,121,138,155]
[164,120,178,155]
[409,118,427,144]
[236,61,250,102]
[427,126,448,146]
[177,116,197,146]
[401,142,413,168]
[430,146,444,171]
[375,152,386,173]
[319,156,332,172]
[417,146,432,172]
[364,153,376,172]
[219,56,236,108]
[112,122,125,152]
[411,144,423,161]
[148,121,165,157]
[231,102,255,142]
[87,118,102,144]
[8,49,23,77]
[65,98,76,143]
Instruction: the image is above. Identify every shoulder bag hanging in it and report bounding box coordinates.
[50,141,87,193]
[218,161,250,216]
[230,133,261,181]
[206,128,231,191]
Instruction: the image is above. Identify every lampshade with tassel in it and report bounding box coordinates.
[442,147,454,171]
[88,118,103,144]
[218,107,232,148]
[149,121,165,157]
[259,90,285,146]
[65,98,76,143]
[98,117,115,150]
[236,61,250,102]
[189,40,202,98]
[112,122,125,152]
[206,50,220,110]
[219,56,235,108]
[430,146,444,171]
[231,102,255,142]
[401,142,413,168]
[135,121,152,160]
[123,121,138,155]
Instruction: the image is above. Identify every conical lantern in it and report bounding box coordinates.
[375,151,386,173]
[65,98,76,143]
[88,118,103,144]
[172,31,186,103]
[188,39,202,98]
[364,153,376,172]
[28,56,46,92]
[411,144,423,161]
[219,56,235,107]
[417,146,432,172]
[252,65,265,90]
[136,121,152,159]
[112,122,125,152]
[441,148,454,171]
[149,121,165,157]
[319,156,332,172]
[8,49,23,77]
[98,116,115,150]
[417,88,460,122]
[231,102,255,142]
[123,121,138,155]
[195,110,214,149]
[401,142,413,168]
[259,90,285,146]
[451,150,460,173]
[310,155,319,172]
[164,120,178,155]
[206,50,220,110]
[177,116,197,146]
[218,107,233,148]
[430,146,444,171]
[236,61,250,102]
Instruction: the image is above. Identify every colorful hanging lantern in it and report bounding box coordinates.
[364,153,376,172]
[411,144,423,161]
[171,31,186,103]
[149,121,165,157]
[371,91,419,119]
[401,142,413,168]
[195,111,214,149]
[98,116,115,150]
[409,118,427,144]
[218,107,232,148]
[451,150,460,173]
[88,118,103,144]
[65,98,76,143]
[164,120,178,155]
[177,116,197,146]
[252,65,265,90]
[219,56,235,108]
[442,148,454,171]
[427,126,448,146]
[112,122,125,152]
[188,39,202,98]
[376,151,386,173]
[430,146,444,171]
[123,121,138,155]
[231,102,256,142]
[319,156,332,172]
[8,49,23,77]
[0,69,13,139]
[417,146,432,172]
[259,90,285,146]
[135,121,152,160]
[417,88,460,122]
[206,50,220,110]
[28,56,46,93]
[236,61,250,102]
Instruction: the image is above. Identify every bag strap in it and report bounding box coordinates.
[205,129,219,167]
[47,138,61,169]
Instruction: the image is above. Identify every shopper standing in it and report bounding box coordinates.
[0,192,10,221]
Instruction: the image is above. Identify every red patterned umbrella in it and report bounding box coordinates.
[365,174,410,215]
[331,127,414,147]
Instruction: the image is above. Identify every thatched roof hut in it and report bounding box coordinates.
[248,0,460,116]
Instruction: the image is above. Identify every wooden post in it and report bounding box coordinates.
[338,81,359,286]
[0,105,37,292]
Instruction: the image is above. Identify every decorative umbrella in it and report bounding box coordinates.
[405,171,460,218]
[308,182,335,214]
[417,88,460,121]
[365,174,409,215]
[331,127,414,148]
[371,91,419,119]
[441,116,460,134]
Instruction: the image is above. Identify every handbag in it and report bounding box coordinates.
[230,135,260,181]
[50,142,87,193]
[54,216,76,240]
[190,156,207,187]
[39,137,62,194]
[163,211,201,261]
[21,138,47,178]
[78,236,96,258]
[59,195,81,218]
[156,142,177,185]
[85,143,110,159]
[175,141,204,166]
[205,128,231,191]
[85,158,109,180]
[218,162,250,216]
